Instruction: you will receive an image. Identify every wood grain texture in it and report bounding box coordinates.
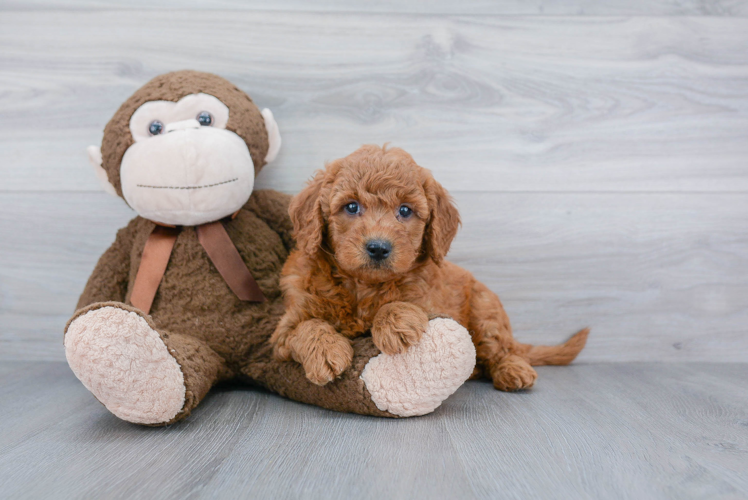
[1,5,746,499]
[1,12,748,193]
[1,8,747,363]
[2,0,748,16]
[2,191,746,362]
[0,361,746,499]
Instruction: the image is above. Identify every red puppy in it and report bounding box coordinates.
[272,145,588,390]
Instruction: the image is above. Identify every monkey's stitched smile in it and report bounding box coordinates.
[136,178,239,190]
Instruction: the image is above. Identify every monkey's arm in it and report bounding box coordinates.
[243,189,295,252]
[76,219,137,309]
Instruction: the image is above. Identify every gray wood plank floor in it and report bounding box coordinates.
[0,362,746,499]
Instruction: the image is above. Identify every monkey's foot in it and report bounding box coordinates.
[360,318,476,417]
[64,303,186,425]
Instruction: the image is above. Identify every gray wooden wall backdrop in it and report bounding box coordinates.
[1,1,747,362]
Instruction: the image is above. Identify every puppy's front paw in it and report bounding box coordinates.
[371,302,429,355]
[288,322,354,386]
[489,355,537,392]
[303,335,354,386]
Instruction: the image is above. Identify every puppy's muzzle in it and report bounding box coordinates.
[365,239,392,262]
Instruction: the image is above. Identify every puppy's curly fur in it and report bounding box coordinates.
[272,145,589,390]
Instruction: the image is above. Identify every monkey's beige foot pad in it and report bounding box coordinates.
[361,318,476,417]
[64,306,186,425]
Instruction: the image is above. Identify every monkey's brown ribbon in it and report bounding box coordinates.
[129,225,180,314]
[129,221,265,314]
[195,221,266,303]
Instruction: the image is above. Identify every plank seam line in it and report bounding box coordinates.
[0,8,745,18]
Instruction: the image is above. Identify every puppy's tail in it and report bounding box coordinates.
[517,328,590,366]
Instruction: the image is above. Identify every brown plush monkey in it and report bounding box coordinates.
[65,71,476,425]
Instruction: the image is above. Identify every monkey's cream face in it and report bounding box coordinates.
[120,93,255,226]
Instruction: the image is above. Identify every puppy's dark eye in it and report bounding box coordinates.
[344,202,360,215]
[148,120,164,136]
[398,205,413,218]
[196,111,213,126]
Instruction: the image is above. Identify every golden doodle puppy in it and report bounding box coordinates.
[272,145,589,391]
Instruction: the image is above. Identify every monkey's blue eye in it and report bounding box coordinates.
[148,120,164,136]
[399,205,413,218]
[197,111,213,126]
[344,202,360,215]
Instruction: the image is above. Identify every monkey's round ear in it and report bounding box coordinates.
[87,145,117,196]
[261,108,281,164]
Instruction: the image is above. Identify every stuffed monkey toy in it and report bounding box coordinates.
[64,71,476,425]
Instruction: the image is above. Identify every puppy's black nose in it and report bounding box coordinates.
[365,240,392,261]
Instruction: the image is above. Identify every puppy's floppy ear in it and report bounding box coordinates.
[423,175,461,264]
[289,170,327,256]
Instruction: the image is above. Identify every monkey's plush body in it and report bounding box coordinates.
[69,193,397,424]
[65,71,476,425]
